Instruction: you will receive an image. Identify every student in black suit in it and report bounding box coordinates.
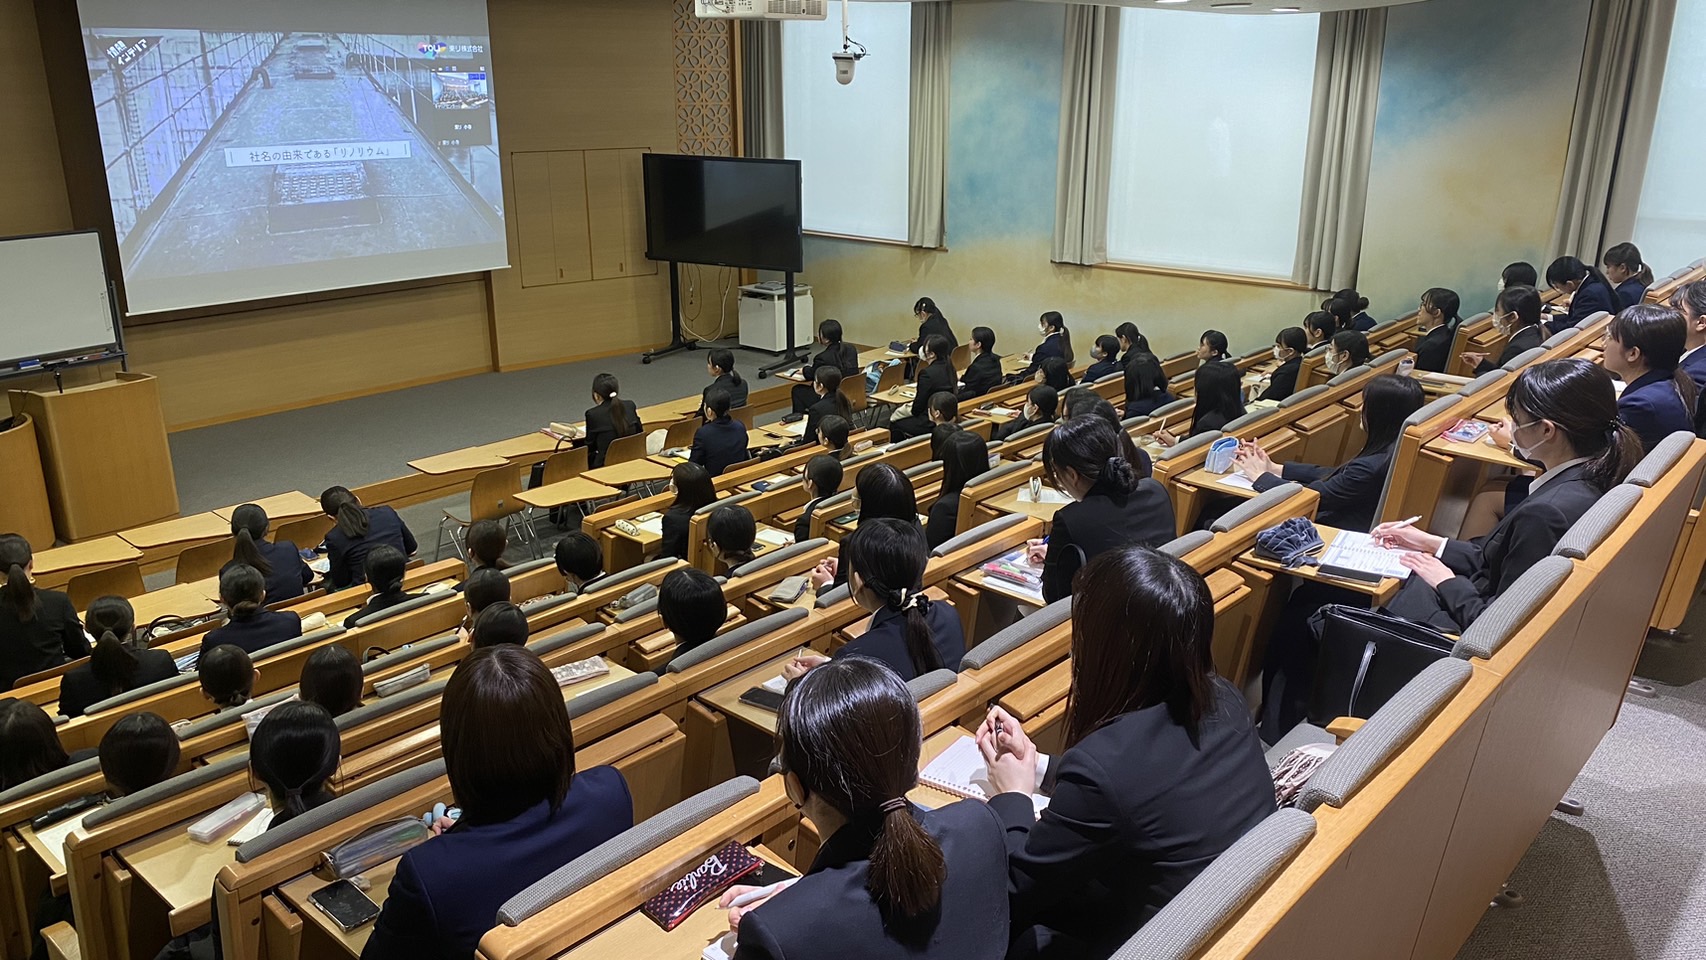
[657,568,727,657]
[1464,285,1544,375]
[1544,256,1619,335]
[1083,335,1122,382]
[792,319,862,414]
[364,646,633,960]
[199,564,303,661]
[343,547,423,628]
[1328,328,1372,374]
[98,712,180,797]
[1196,329,1231,364]
[1115,325,1171,417]
[1253,327,1307,403]
[0,699,88,791]
[1412,287,1463,373]
[1035,357,1073,391]
[1603,303,1698,453]
[1324,288,1376,332]
[455,567,510,642]
[225,504,312,605]
[1673,281,1706,430]
[798,368,854,450]
[910,297,958,356]
[1153,362,1244,446]
[976,546,1274,958]
[0,534,88,692]
[723,657,1009,960]
[199,644,258,711]
[993,385,1058,442]
[583,372,642,469]
[1019,312,1075,381]
[1375,358,1640,631]
[1028,417,1176,603]
[708,504,759,571]
[926,393,962,460]
[58,596,178,718]
[1236,374,1425,532]
[927,431,990,550]
[470,602,530,649]
[1603,242,1653,310]
[808,464,920,593]
[817,415,855,461]
[891,336,958,443]
[462,519,508,578]
[1304,311,1337,350]
[1062,392,1154,480]
[691,387,751,477]
[795,455,845,544]
[553,532,606,594]
[957,326,1003,401]
[250,702,341,827]
[703,348,750,412]
[659,463,716,561]
[299,645,364,717]
[319,486,417,590]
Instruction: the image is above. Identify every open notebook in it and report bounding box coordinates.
[918,736,1050,815]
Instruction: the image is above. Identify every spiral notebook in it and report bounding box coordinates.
[918,736,1050,804]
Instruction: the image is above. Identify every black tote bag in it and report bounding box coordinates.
[1305,604,1455,726]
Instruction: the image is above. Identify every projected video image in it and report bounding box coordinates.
[83,28,506,313]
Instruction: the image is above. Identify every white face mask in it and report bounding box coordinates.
[1325,354,1345,374]
[1508,419,1540,461]
[1272,346,1284,361]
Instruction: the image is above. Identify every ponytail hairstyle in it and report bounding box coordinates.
[1421,288,1463,332]
[1276,326,1308,355]
[229,504,273,576]
[362,545,409,599]
[912,296,944,323]
[841,519,940,676]
[1199,329,1230,360]
[319,486,369,539]
[1546,256,1612,297]
[818,318,844,345]
[0,533,38,622]
[1506,358,1641,492]
[1027,384,1060,421]
[1040,311,1074,365]
[816,367,853,421]
[1495,285,1543,330]
[218,563,267,622]
[86,595,140,696]
[1114,321,1144,353]
[1607,304,1697,417]
[818,415,852,452]
[249,701,340,823]
[777,656,945,919]
[1602,242,1654,287]
[922,334,957,379]
[1042,416,1139,498]
[1324,289,1370,326]
[199,644,256,710]
[592,373,633,435]
[1331,329,1373,367]
[0,700,71,791]
[708,348,744,386]
[939,429,991,495]
[1304,311,1338,343]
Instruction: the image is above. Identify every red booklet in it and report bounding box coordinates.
[640,841,763,931]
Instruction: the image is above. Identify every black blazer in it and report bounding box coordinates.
[0,589,86,691]
[911,360,959,420]
[363,767,632,960]
[197,610,303,662]
[1042,479,1176,603]
[803,342,861,380]
[834,601,965,680]
[1385,463,1601,631]
[800,396,848,449]
[221,539,313,606]
[1084,358,1121,383]
[704,372,750,411]
[1351,311,1376,332]
[1474,324,1543,375]
[911,315,958,356]
[735,800,1010,960]
[991,677,1274,958]
[794,498,823,545]
[1254,356,1302,403]
[1614,278,1649,311]
[659,503,696,560]
[1189,409,1234,438]
[1123,353,1168,415]
[1020,334,1069,380]
[1413,323,1454,374]
[926,492,962,550]
[690,416,751,477]
[1546,279,1616,335]
[57,648,180,718]
[1619,369,1695,454]
[584,398,642,469]
[993,414,1053,443]
[958,352,1004,401]
[325,506,417,590]
[1252,441,1395,533]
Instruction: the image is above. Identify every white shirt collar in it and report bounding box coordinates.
[1683,343,1705,362]
[1529,456,1590,492]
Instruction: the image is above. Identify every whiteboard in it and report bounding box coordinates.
[0,232,120,369]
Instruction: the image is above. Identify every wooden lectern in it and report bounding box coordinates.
[0,413,55,549]
[9,373,178,541]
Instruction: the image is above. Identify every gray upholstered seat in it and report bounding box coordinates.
[497,776,763,925]
[1305,343,1330,358]
[567,672,658,718]
[731,538,830,579]
[85,755,251,828]
[965,460,1035,496]
[1552,484,1641,561]
[902,461,937,480]
[1326,364,1371,387]
[1167,369,1195,387]
[811,489,855,522]
[1457,369,1507,397]
[1576,311,1611,330]
[235,760,447,862]
[1156,431,1221,462]
[1452,556,1573,661]
[1628,432,1695,488]
[1003,422,1056,446]
[519,591,578,616]
[814,583,852,608]
[1208,483,1304,534]
[242,625,349,664]
[501,556,558,577]
[1277,385,1329,409]
[1500,346,1545,372]
[1110,808,1316,960]
[0,756,102,805]
[1405,395,1460,427]
[359,635,458,675]
[350,592,448,628]
[335,679,450,732]
[1151,397,1194,419]
[930,514,1027,558]
[1159,530,1214,558]
[960,598,1071,671]
[885,433,933,455]
[84,669,200,715]
[664,607,809,673]
[1094,371,1123,384]
[172,688,300,741]
[1371,348,1410,368]
[1295,658,1473,813]
[584,558,679,597]
[1540,327,1578,350]
[526,622,607,656]
[907,668,958,701]
[612,597,660,623]
[1220,410,1271,435]
[693,490,761,519]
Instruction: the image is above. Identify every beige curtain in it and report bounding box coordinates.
[740,21,783,159]
[1551,0,1677,259]
[1294,9,1386,291]
[908,2,951,248]
[1052,5,1120,266]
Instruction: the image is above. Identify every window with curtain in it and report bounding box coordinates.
[781,3,911,242]
[1632,0,1706,274]
[1106,10,1320,279]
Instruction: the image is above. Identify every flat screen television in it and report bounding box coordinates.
[643,154,803,273]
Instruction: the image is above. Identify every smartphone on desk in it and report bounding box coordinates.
[739,687,786,712]
[308,879,382,932]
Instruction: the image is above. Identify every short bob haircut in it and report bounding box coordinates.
[471,601,531,648]
[441,645,577,824]
[300,645,364,716]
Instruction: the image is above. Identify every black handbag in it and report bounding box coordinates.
[1305,604,1454,726]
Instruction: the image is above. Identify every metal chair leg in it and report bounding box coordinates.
[1627,679,1658,698]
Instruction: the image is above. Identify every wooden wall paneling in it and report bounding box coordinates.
[548,151,595,283]
[2,0,71,236]
[586,149,627,281]
[512,152,559,288]
[619,149,657,277]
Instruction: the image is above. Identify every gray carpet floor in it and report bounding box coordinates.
[161,346,1706,959]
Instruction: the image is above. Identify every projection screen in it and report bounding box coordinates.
[72,0,508,314]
